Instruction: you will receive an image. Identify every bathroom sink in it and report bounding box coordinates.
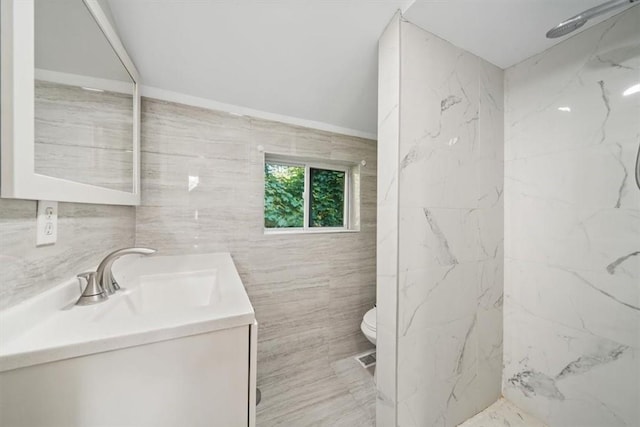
[0,253,254,372]
[92,269,219,321]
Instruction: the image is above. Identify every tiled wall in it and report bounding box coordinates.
[0,200,135,310]
[377,15,504,426]
[135,98,377,406]
[503,8,640,426]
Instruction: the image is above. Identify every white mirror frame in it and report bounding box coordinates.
[1,0,141,205]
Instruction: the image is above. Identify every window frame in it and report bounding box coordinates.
[264,154,355,234]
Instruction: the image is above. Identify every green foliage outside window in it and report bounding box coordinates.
[264,163,304,228]
[264,162,346,229]
[309,168,345,227]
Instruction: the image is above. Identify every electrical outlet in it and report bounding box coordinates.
[36,201,58,246]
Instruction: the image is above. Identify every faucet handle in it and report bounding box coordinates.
[76,271,108,306]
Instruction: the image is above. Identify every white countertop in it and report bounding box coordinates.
[0,252,255,372]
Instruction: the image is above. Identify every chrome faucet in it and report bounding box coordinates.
[76,271,108,306]
[96,247,156,295]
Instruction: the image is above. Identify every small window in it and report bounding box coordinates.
[264,155,354,232]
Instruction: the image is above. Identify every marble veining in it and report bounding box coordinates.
[423,208,459,265]
[395,19,504,427]
[507,370,565,401]
[570,271,639,312]
[606,250,640,274]
[441,95,462,112]
[503,6,640,426]
[378,13,504,427]
[555,344,628,379]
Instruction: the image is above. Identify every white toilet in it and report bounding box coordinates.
[361,306,376,345]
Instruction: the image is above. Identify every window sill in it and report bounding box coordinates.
[263,228,360,236]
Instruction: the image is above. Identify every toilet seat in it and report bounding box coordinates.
[363,307,376,331]
[361,307,376,345]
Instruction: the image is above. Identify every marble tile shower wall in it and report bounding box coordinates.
[503,8,640,427]
[397,21,504,427]
[135,98,377,398]
[0,200,135,309]
[377,16,504,426]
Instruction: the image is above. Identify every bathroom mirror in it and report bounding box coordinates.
[1,0,141,205]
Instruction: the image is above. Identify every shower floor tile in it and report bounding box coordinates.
[256,353,375,426]
[458,398,548,427]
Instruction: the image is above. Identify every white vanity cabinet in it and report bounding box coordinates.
[0,253,258,427]
[0,323,258,427]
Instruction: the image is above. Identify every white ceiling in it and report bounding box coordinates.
[104,0,635,137]
[403,0,637,69]
[105,0,410,138]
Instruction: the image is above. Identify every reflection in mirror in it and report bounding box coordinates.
[34,0,134,192]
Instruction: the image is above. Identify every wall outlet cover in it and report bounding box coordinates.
[36,200,58,246]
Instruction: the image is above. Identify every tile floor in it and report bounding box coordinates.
[256,358,548,427]
[257,353,376,426]
[458,398,548,427]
